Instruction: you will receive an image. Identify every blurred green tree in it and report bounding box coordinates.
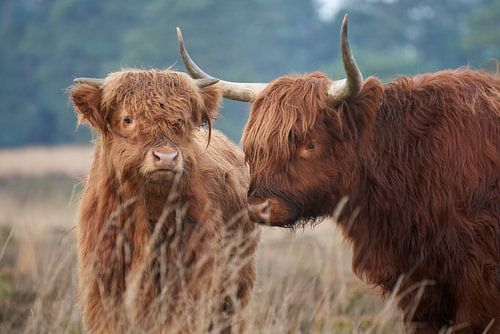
[462,0,500,70]
[0,0,497,147]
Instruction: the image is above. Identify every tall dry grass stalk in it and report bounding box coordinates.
[77,196,259,333]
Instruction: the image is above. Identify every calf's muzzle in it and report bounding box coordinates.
[151,146,179,170]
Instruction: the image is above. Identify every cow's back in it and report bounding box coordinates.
[370,69,499,225]
[351,69,500,332]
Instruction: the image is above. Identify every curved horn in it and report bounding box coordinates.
[73,77,104,88]
[194,78,219,88]
[176,27,267,102]
[327,15,364,104]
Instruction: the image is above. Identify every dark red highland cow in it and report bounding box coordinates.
[70,69,259,333]
[178,16,500,334]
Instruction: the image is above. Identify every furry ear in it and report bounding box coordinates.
[191,85,221,147]
[70,83,107,134]
[198,85,222,122]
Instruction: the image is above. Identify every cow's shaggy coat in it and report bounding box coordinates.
[243,69,499,333]
[70,70,259,333]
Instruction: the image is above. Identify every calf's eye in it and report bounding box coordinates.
[123,116,132,125]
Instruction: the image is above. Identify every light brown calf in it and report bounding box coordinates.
[70,69,259,333]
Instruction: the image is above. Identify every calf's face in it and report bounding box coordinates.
[70,70,220,183]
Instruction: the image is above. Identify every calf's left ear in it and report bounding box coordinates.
[193,85,222,127]
[69,83,108,134]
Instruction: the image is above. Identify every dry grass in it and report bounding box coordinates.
[0,146,403,333]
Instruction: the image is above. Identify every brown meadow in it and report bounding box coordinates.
[0,146,403,333]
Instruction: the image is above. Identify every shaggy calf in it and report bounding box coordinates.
[70,69,259,333]
[178,17,500,333]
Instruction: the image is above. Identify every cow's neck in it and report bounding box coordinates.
[354,84,417,225]
[335,84,428,287]
[336,82,404,222]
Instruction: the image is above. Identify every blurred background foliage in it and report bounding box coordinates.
[0,0,498,147]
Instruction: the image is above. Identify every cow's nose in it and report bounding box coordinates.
[151,146,178,169]
[248,199,272,224]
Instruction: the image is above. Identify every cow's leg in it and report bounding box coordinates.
[453,275,500,334]
[398,282,455,334]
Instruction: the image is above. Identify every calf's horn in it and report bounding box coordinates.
[73,77,104,88]
[176,27,267,102]
[326,14,364,104]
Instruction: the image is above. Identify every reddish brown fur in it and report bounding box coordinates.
[70,69,259,333]
[243,69,500,333]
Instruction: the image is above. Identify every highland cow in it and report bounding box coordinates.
[178,16,500,333]
[70,69,259,333]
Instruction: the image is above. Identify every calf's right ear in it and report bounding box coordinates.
[69,83,107,134]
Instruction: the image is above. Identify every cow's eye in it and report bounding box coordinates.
[123,116,132,125]
[298,139,316,158]
[303,138,316,151]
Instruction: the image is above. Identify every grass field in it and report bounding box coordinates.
[0,146,403,333]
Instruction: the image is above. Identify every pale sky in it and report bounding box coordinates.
[316,0,399,20]
[315,0,344,21]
